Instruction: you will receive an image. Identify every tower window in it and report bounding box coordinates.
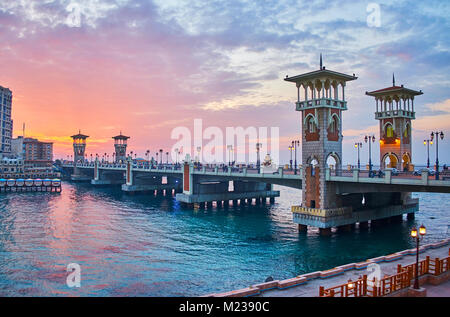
[307,116,316,133]
[385,124,394,138]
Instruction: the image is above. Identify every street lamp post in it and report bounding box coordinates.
[145,150,150,166]
[364,135,375,176]
[227,145,233,166]
[430,131,444,180]
[423,140,432,169]
[166,151,169,165]
[288,145,293,169]
[256,143,262,173]
[354,142,362,169]
[410,225,426,289]
[292,140,300,175]
[196,146,201,165]
[159,149,163,165]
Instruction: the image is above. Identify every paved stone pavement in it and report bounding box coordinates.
[425,279,450,297]
[256,242,450,297]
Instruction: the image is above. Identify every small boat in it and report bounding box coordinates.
[43,179,52,186]
[0,179,6,187]
[6,179,16,187]
[25,179,34,187]
[34,179,43,186]
[15,179,25,187]
[51,179,61,187]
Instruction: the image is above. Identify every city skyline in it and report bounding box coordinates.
[0,0,449,165]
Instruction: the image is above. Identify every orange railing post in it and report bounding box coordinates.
[426,256,430,274]
[362,275,367,296]
[435,257,441,276]
[330,289,335,297]
[319,286,324,297]
[397,264,402,273]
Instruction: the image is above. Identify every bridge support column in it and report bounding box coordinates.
[337,224,352,232]
[298,224,307,233]
[390,215,403,223]
[319,228,331,236]
[270,197,275,204]
[359,221,369,229]
[407,213,415,220]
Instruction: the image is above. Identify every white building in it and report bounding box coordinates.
[0,85,13,157]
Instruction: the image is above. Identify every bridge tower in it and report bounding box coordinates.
[366,75,423,171]
[285,56,357,213]
[113,132,129,163]
[71,130,89,163]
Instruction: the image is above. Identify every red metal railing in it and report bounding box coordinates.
[319,250,450,297]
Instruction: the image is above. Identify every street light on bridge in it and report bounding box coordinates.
[354,142,362,169]
[292,140,300,175]
[410,224,426,290]
[288,145,293,170]
[364,135,375,176]
[423,139,433,169]
[227,145,233,166]
[256,143,262,172]
[430,131,444,180]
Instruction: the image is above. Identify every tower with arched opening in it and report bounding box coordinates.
[71,130,89,163]
[285,55,357,211]
[113,132,130,163]
[366,75,422,171]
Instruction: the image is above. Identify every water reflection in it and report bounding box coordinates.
[0,182,448,296]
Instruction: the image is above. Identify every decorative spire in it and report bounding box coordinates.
[392,73,395,86]
[320,53,323,69]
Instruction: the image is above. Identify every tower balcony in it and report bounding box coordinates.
[375,110,415,120]
[296,98,347,111]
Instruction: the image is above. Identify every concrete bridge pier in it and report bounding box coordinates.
[319,228,332,236]
[175,161,280,206]
[71,164,93,182]
[121,158,182,194]
[298,224,307,233]
[91,159,125,185]
[359,221,369,229]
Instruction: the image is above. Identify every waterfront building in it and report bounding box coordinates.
[366,75,423,171]
[23,137,53,172]
[0,85,13,157]
[0,157,24,175]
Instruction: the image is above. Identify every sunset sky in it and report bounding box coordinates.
[0,0,449,166]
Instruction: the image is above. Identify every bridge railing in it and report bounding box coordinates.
[319,251,450,297]
[329,168,450,181]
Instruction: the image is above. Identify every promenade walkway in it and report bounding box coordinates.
[207,238,450,297]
